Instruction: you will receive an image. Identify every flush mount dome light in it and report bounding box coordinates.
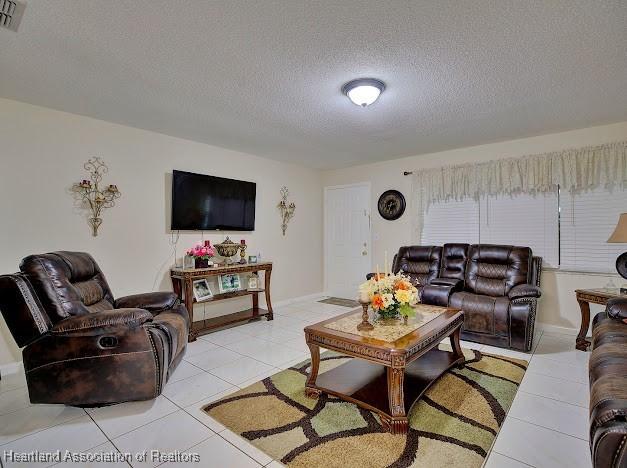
[342,78,386,107]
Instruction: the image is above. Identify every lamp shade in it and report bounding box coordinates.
[608,213,627,243]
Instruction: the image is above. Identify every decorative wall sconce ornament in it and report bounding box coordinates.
[277,186,296,236]
[72,157,121,236]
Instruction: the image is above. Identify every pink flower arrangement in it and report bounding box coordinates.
[186,242,215,259]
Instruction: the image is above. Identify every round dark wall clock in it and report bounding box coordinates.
[378,190,406,221]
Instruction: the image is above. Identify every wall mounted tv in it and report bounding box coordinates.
[171,170,256,231]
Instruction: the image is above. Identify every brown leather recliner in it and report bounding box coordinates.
[589,298,627,468]
[0,251,189,406]
[447,245,542,351]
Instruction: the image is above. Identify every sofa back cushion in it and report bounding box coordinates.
[440,244,469,281]
[393,246,442,286]
[20,252,115,323]
[465,245,531,297]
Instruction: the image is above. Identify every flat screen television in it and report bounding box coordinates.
[171,170,256,231]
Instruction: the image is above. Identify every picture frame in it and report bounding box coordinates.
[248,274,259,290]
[219,274,241,293]
[248,255,258,264]
[192,279,213,302]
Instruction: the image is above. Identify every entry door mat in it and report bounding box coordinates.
[203,347,527,468]
[318,297,360,308]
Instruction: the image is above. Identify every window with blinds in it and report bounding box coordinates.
[421,197,480,245]
[480,189,560,267]
[420,185,624,273]
[560,187,627,273]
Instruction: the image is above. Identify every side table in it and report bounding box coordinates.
[575,288,624,351]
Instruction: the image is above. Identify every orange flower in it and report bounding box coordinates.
[371,294,384,310]
[395,279,411,291]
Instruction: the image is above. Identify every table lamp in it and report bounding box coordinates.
[607,213,627,293]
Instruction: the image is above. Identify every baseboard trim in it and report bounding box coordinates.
[536,322,578,336]
[0,360,23,375]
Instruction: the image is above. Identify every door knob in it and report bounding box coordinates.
[362,250,368,256]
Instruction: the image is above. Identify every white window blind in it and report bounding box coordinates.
[421,197,480,245]
[480,189,560,267]
[560,187,627,273]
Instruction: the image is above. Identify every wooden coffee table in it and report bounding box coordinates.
[304,305,464,435]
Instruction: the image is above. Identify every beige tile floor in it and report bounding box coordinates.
[0,298,592,467]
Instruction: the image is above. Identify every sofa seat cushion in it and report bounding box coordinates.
[450,291,509,336]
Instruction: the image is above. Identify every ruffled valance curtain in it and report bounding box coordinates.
[411,141,627,242]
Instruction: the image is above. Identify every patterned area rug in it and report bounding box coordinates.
[318,297,360,307]
[204,346,527,468]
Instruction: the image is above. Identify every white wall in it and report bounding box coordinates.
[323,122,627,330]
[0,98,324,366]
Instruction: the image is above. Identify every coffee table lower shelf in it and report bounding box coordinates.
[305,348,464,434]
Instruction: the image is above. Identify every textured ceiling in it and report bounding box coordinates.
[1,1,626,169]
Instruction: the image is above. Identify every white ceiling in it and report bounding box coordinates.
[1,1,626,169]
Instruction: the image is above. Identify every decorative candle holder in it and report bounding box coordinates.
[277,186,296,236]
[357,299,374,332]
[72,158,121,236]
[239,241,247,264]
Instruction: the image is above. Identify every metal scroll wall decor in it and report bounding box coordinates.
[72,157,121,236]
[277,186,295,236]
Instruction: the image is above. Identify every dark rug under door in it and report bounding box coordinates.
[318,297,360,308]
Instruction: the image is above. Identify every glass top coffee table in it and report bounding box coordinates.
[304,304,464,435]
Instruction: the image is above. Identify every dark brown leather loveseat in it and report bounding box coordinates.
[371,244,542,351]
[589,297,627,468]
[0,251,189,406]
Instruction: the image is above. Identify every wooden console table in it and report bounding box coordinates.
[171,262,273,341]
[575,288,624,351]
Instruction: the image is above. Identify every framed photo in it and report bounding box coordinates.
[248,255,258,264]
[248,274,259,290]
[219,274,241,293]
[192,279,213,302]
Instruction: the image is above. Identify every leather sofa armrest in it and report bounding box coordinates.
[607,298,627,323]
[115,292,178,312]
[430,277,463,288]
[421,284,457,307]
[508,284,542,300]
[51,308,153,333]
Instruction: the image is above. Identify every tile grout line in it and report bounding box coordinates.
[82,410,134,468]
[517,388,589,410]
[491,449,537,467]
[506,414,589,442]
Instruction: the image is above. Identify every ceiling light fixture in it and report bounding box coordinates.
[342,78,386,107]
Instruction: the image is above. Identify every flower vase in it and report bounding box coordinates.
[194,257,209,269]
[376,306,401,326]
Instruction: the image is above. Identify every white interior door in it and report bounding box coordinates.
[324,183,371,299]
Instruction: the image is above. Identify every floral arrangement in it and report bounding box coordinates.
[359,272,419,320]
[186,242,216,260]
